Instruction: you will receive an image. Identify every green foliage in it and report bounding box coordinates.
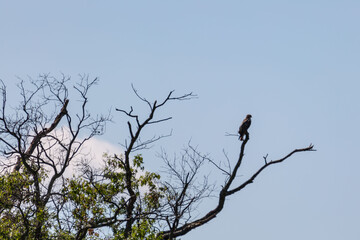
[113,218,163,240]
[0,153,165,239]
[0,171,46,238]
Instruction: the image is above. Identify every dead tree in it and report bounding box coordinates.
[114,87,314,240]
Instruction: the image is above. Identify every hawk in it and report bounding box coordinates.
[238,114,252,141]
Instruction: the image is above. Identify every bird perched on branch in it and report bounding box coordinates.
[238,114,252,141]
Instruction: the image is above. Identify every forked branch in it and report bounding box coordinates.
[115,87,196,238]
[159,139,315,239]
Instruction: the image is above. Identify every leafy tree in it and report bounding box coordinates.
[0,76,314,239]
[0,76,107,239]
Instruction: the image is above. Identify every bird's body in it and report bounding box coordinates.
[238,114,252,141]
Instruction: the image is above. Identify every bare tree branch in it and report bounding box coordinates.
[114,87,196,238]
[188,144,230,176]
[226,144,315,196]
[159,139,315,239]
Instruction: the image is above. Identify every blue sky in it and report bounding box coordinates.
[1,1,360,239]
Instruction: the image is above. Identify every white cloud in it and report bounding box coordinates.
[39,127,123,177]
[79,136,123,168]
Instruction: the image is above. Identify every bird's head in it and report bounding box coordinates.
[246,114,252,119]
